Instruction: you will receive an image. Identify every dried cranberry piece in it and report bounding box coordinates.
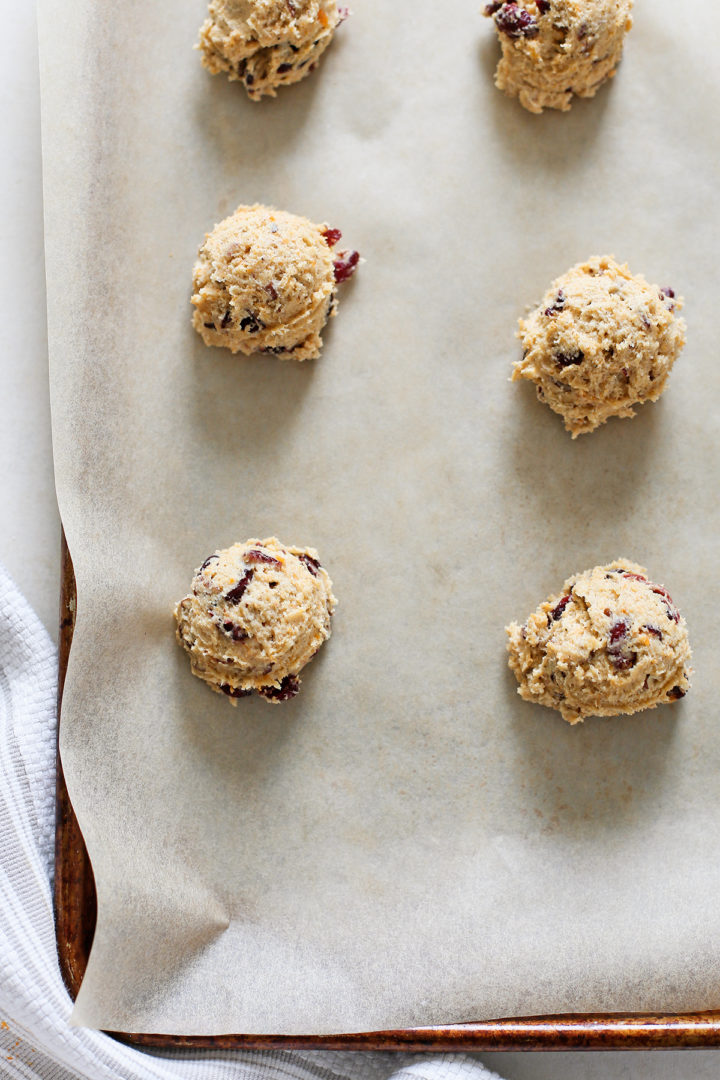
[240,313,263,333]
[333,250,360,283]
[494,3,539,38]
[608,617,636,670]
[322,227,342,247]
[611,652,637,671]
[544,289,565,317]
[200,554,219,571]
[220,683,252,699]
[643,624,663,640]
[221,620,248,642]
[651,584,672,601]
[299,553,321,577]
[622,572,647,583]
[225,569,254,604]
[555,349,584,368]
[667,685,686,701]
[484,1,504,12]
[245,548,282,568]
[258,674,300,702]
[550,594,571,621]
[651,584,680,622]
[660,286,676,312]
[609,617,629,646]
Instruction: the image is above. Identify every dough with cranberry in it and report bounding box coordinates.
[175,537,336,704]
[192,204,358,361]
[513,255,686,436]
[199,0,345,100]
[484,0,633,114]
[506,559,692,724]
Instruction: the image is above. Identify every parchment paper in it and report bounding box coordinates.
[39,0,720,1035]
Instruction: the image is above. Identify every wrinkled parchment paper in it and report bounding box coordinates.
[40,0,720,1034]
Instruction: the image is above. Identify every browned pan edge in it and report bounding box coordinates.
[54,532,720,1051]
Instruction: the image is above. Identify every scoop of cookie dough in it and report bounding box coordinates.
[199,0,345,100]
[175,537,336,704]
[484,0,633,114]
[192,204,358,361]
[513,255,686,436]
[507,559,692,724]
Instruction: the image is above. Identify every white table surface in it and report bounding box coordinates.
[2,1,718,1075]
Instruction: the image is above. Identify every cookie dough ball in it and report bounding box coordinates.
[175,537,336,704]
[514,256,686,436]
[192,204,358,361]
[199,0,346,100]
[507,559,692,724]
[484,0,633,114]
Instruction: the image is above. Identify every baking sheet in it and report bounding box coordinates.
[40,0,720,1035]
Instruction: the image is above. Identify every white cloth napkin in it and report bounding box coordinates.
[0,562,502,1080]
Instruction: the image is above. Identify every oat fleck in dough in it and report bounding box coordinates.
[199,0,346,100]
[514,255,686,436]
[175,538,336,704]
[484,1,633,114]
[506,560,692,724]
[192,204,359,361]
